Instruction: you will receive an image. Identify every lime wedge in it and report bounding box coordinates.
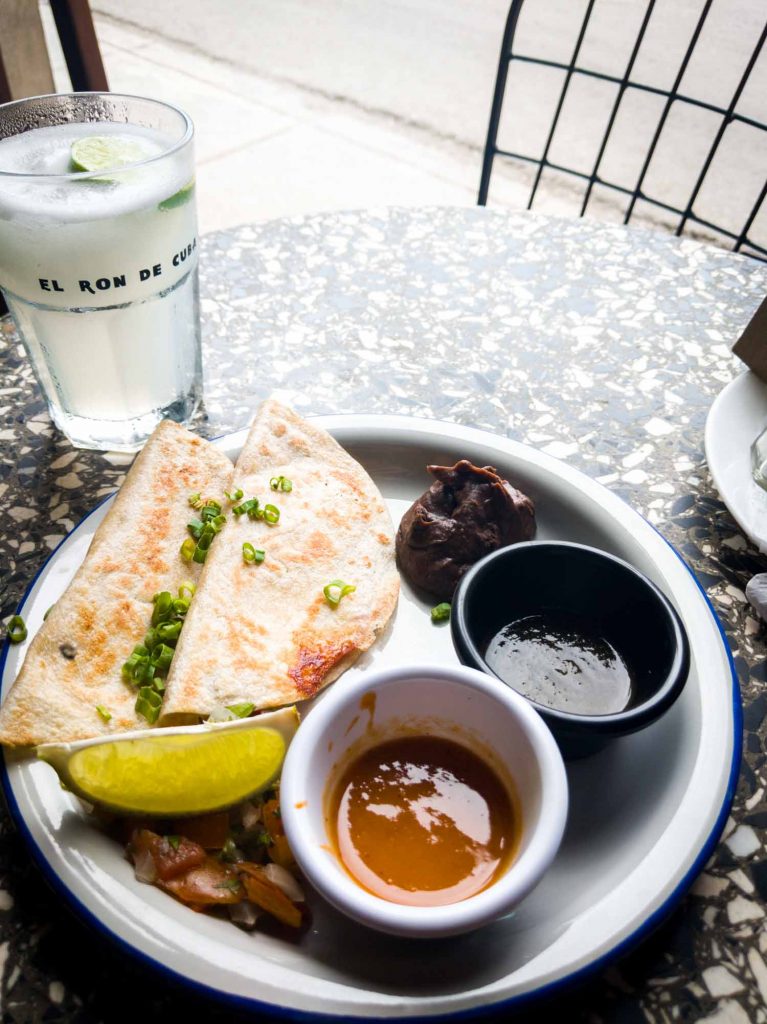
[37,705,299,816]
[159,178,195,211]
[70,135,151,174]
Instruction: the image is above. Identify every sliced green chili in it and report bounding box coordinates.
[431,602,451,624]
[225,702,255,718]
[6,615,27,644]
[323,580,356,607]
[151,592,173,625]
[270,476,292,492]
[232,497,259,518]
[263,504,280,525]
[135,686,162,724]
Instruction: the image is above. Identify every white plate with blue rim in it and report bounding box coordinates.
[705,369,767,553]
[1,415,739,1019]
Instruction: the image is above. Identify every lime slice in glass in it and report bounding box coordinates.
[38,705,299,816]
[70,135,152,174]
[159,178,196,211]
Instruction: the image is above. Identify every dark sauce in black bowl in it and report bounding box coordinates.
[483,612,633,716]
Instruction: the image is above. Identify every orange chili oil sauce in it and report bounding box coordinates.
[326,735,520,907]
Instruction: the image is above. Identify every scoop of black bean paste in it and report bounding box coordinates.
[396,460,536,601]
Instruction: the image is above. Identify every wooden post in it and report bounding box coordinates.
[50,0,108,92]
[0,0,56,104]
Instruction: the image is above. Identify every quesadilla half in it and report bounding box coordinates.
[159,401,399,722]
[0,421,233,746]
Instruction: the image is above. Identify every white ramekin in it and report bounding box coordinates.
[280,664,568,938]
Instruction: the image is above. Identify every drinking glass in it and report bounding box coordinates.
[0,93,202,451]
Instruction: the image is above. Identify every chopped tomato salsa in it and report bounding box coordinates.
[123,785,305,932]
[128,829,206,880]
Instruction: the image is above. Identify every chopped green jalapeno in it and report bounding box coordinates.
[6,615,27,644]
[180,537,196,561]
[263,504,280,525]
[187,518,204,539]
[150,642,175,670]
[122,645,151,682]
[193,526,215,563]
[151,592,173,625]
[138,661,156,685]
[225,702,255,718]
[431,602,451,623]
[142,631,158,653]
[242,544,265,565]
[184,499,225,564]
[135,686,162,724]
[156,621,182,643]
[142,629,158,651]
[233,497,259,518]
[200,501,222,523]
[323,580,356,607]
[125,572,193,720]
[270,476,292,492]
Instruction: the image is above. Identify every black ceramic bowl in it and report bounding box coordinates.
[451,541,690,758]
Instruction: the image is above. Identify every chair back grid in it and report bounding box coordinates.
[478,0,767,260]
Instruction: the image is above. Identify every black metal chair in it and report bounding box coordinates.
[478,0,767,259]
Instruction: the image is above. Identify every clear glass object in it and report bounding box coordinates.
[751,425,767,491]
[0,93,202,451]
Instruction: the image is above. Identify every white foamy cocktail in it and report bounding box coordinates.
[0,95,201,450]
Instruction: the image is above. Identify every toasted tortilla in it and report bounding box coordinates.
[0,421,233,746]
[160,401,399,722]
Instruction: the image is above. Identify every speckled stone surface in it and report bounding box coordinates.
[1,207,766,1023]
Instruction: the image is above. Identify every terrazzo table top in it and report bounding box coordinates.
[0,207,766,1023]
